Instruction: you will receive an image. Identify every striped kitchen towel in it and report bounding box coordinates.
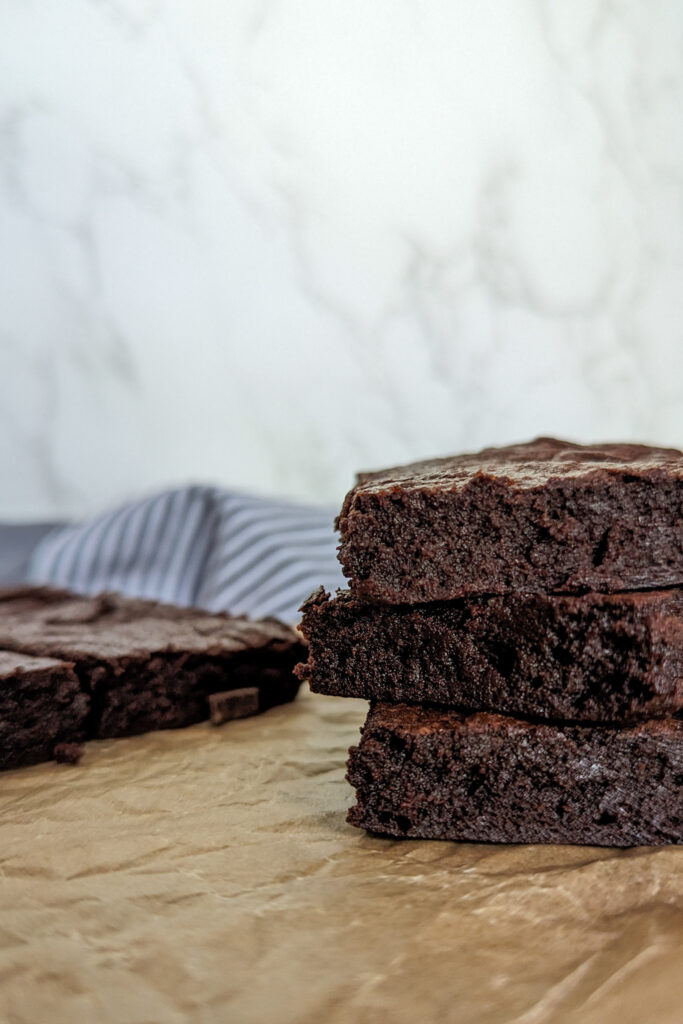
[27,486,345,622]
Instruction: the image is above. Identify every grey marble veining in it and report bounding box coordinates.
[0,0,681,518]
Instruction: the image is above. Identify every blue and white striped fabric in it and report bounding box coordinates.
[27,486,345,622]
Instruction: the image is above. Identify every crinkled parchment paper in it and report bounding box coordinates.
[0,689,681,1024]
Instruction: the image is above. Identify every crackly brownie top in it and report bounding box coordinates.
[0,587,302,661]
[366,703,682,739]
[0,648,72,677]
[348,437,683,497]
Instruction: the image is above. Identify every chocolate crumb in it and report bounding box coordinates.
[53,742,84,764]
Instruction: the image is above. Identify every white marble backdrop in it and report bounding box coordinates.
[0,0,681,518]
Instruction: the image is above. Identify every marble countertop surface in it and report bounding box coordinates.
[0,1,681,518]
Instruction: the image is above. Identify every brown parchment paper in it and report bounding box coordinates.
[0,689,681,1024]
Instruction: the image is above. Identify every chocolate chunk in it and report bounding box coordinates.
[209,687,260,724]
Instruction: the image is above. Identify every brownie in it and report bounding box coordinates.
[0,587,304,751]
[0,649,88,770]
[347,704,683,846]
[337,438,683,603]
[298,587,683,723]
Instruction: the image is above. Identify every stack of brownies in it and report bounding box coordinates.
[298,438,683,846]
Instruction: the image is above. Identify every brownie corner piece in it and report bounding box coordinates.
[0,650,88,770]
[337,438,683,602]
[346,704,683,847]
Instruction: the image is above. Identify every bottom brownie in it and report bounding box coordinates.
[347,704,682,847]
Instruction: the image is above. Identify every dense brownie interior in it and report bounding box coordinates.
[91,648,303,738]
[347,704,683,846]
[298,587,683,723]
[337,438,683,603]
[0,650,88,769]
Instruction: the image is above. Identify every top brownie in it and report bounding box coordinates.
[337,437,683,602]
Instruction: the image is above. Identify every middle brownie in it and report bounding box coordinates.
[298,587,683,723]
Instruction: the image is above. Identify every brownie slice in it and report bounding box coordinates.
[337,438,683,603]
[0,587,304,741]
[0,649,88,770]
[298,587,683,723]
[347,704,683,846]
